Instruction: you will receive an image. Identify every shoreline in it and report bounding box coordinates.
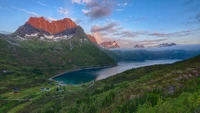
[48,64,117,83]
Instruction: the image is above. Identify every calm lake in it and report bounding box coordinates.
[53,59,182,85]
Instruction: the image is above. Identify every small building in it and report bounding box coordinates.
[14,88,20,94]
[40,88,51,91]
[46,88,50,91]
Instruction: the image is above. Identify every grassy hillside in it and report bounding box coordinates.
[0,27,116,95]
[1,55,198,113]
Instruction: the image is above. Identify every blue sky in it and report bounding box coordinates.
[0,0,200,47]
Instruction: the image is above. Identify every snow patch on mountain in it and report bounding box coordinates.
[25,33,38,38]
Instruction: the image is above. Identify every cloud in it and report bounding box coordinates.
[83,0,91,3]
[195,12,200,22]
[11,6,40,17]
[116,38,168,48]
[57,7,69,15]
[72,0,81,4]
[120,31,137,38]
[182,13,200,25]
[71,18,84,24]
[82,0,114,20]
[90,26,199,47]
[72,0,91,4]
[92,32,107,43]
[117,2,128,7]
[116,9,123,11]
[112,28,200,39]
[46,17,57,22]
[118,30,148,38]
[134,39,168,47]
[149,28,200,37]
[36,1,46,7]
[183,0,200,24]
[99,32,109,36]
[184,0,200,11]
[90,21,121,43]
[115,2,131,13]
[90,22,119,33]
[82,9,90,15]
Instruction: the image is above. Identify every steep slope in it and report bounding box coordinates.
[84,35,120,61]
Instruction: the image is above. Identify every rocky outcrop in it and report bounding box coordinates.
[12,17,78,39]
[13,24,51,37]
[26,17,77,34]
[87,34,97,43]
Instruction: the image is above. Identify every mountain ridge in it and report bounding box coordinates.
[100,41,120,48]
[26,17,77,34]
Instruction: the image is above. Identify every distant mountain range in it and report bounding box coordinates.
[134,44,145,48]
[110,44,200,61]
[157,43,176,47]
[0,31,12,34]
[134,43,177,48]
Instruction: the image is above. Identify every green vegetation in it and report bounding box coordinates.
[0,31,116,93]
[0,29,116,112]
[0,31,200,112]
[0,55,198,113]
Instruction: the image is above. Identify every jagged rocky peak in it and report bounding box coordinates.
[12,17,81,41]
[87,34,97,43]
[26,17,77,34]
[99,41,120,48]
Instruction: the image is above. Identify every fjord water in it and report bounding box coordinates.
[54,59,181,85]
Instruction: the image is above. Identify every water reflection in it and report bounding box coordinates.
[95,59,181,80]
[54,59,182,85]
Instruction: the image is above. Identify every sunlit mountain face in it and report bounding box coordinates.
[0,0,199,48]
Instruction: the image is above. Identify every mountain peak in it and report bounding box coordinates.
[100,41,120,48]
[26,17,77,34]
[158,43,177,47]
[134,44,145,48]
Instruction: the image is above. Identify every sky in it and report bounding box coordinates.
[0,0,200,48]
